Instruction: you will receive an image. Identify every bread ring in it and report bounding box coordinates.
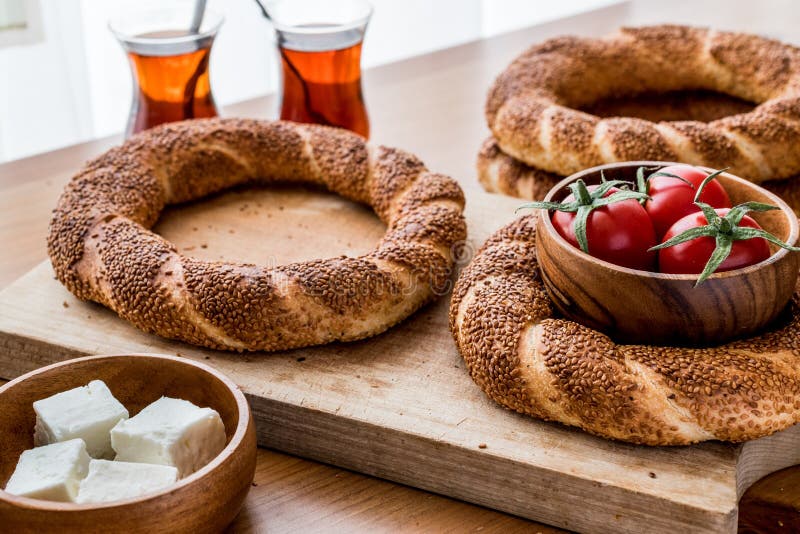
[486,25,800,182]
[449,215,800,445]
[48,119,466,352]
[477,137,562,201]
[477,137,800,215]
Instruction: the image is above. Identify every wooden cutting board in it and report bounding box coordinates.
[0,185,798,534]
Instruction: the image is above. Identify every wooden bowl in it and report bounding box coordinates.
[0,354,257,533]
[535,161,800,346]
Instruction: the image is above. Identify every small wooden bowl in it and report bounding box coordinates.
[0,354,257,533]
[535,161,800,346]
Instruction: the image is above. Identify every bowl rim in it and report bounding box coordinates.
[0,353,252,511]
[539,160,800,281]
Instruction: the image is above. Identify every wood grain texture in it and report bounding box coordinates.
[2,1,800,531]
[1,186,799,533]
[1,374,558,533]
[229,448,564,534]
[738,467,800,533]
[536,163,800,346]
[0,354,257,533]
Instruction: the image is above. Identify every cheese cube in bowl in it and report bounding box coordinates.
[111,397,226,478]
[0,354,257,534]
[76,460,178,504]
[33,380,128,459]
[4,439,90,502]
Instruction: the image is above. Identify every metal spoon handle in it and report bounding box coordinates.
[190,0,207,33]
[251,0,272,20]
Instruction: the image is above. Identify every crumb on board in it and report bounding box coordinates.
[649,472,657,479]
[200,244,208,249]
[62,301,69,308]
[297,357,306,362]
[478,443,487,449]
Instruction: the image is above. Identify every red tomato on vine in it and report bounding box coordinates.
[522,178,657,271]
[657,208,770,275]
[641,165,732,238]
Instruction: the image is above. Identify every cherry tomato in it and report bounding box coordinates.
[658,208,770,274]
[552,186,657,271]
[645,165,732,238]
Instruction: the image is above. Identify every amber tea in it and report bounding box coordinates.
[111,10,223,138]
[278,24,369,138]
[125,30,218,137]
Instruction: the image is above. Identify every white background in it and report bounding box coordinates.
[0,0,619,162]
[3,0,799,163]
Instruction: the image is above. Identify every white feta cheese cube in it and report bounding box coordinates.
[4,439,90,502]
[76,460,178,504]
[34,380,129,459]
[111,397,226,478]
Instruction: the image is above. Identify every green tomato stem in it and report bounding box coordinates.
[649,195,800,286]
[517,174,648,255]
[570,179,593,205]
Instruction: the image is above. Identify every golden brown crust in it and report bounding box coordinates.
[450,215,800,445]
[487,25,800,181]
[586,90,754,122]
[48,119,467,351]
[476,138,562,202]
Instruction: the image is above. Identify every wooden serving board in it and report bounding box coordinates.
[1,185,798,534]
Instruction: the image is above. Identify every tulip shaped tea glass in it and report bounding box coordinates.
[268,0,372,138]
[110,6,223,137]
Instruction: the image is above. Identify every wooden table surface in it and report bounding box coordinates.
[1,1,799,531]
